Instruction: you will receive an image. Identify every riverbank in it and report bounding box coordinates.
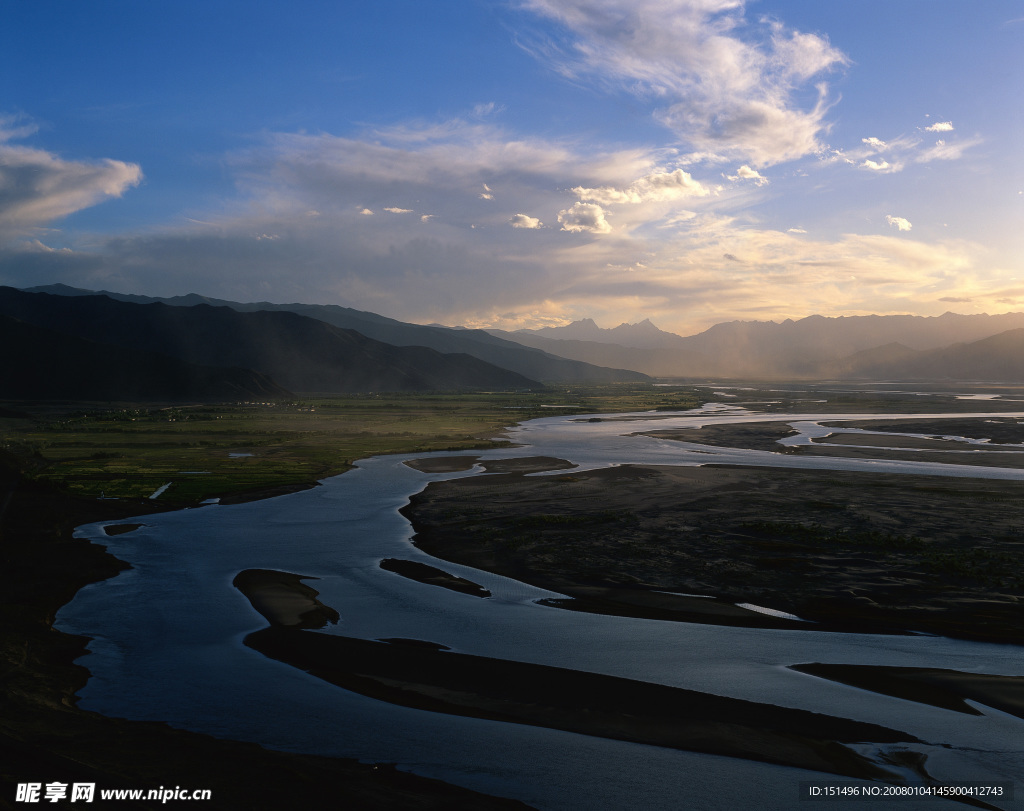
[402,463,1024,644]
[0,454,532,810]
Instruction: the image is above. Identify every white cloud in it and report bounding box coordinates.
[359,208,374,215]
[787,227,807,234]
[420,214,435,222]
[861,136,887,150]
[384,206,414,214]
[727,165,768,185]
[519,0,848,167]
[886,214,912,232]
[574,168,711,204]
[0,116,142,242]
[925,121,954,132]
[558,201,612,233]
[509,213,544,229]
[860,158,902,173]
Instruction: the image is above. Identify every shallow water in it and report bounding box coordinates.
[58,404,1024,810]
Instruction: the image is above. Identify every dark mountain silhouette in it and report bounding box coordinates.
[0,288,541,395]
[24,285,647,384]
[25,285,1024,382]
[0,313,292,401]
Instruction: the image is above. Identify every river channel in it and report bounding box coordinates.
[57,401,1024,810]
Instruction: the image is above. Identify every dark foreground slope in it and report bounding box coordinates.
[0,288,541,394]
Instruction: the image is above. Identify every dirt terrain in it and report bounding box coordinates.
[403,462,1024,643]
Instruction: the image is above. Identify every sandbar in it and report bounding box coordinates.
[791,663,1024,719]
[379,557,490,597]
[405,455,577,475]
[232,569,340,629]
[242,628,921,782]
[402,464,1024,644]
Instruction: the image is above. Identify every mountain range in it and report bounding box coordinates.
[499,313,1024,380]
[10,284,1024,401]
[23,285,647,386]
[0,287,551,400]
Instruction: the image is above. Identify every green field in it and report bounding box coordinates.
[0,385,699,505]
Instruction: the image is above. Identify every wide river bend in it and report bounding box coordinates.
[58,404,1024,810]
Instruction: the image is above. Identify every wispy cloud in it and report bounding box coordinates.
[924,120,954,132]
[518,0,849,167]
[917,137,981,163]
[824,127,978,176]
[0,115,142,243]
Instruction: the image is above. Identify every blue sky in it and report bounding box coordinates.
[1,0,1021,334]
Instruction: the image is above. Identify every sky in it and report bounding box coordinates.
[1,0,1022,335]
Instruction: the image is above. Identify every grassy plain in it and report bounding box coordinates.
[0,384,698,505]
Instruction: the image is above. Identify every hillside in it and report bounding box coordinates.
[0,314,293,401]
[25,285,648,384]
[832,329,1024,381]
[0,288,542,395]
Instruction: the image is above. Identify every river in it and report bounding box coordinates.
[57,402,1024,810]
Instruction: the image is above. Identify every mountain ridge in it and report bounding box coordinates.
[0,288,543,396]
[502,311,1024,379]
[23,285,647,385]
[22,285,1024,382]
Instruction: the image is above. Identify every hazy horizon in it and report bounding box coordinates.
[2,1,1022,335]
